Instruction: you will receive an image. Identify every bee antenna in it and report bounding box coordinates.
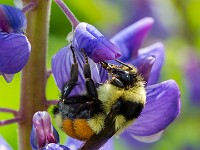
[100,61,109,69]
[115,59,132,69]
[70,45,77,64]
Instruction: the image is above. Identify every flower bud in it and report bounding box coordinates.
[30,111,59,150]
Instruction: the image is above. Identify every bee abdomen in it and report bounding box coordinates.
[62,119,94,141]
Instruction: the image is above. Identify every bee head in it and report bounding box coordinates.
[111,66,138,87]
[101,61,142,88]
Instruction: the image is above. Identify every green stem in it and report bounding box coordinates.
[54,0,79,29]
[18,0,51,150]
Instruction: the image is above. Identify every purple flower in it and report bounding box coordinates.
[52,17,180,149]
[64,137,114,150]
[0,4,31,82]
[72,22,121,62]
[0,135,12,150]
[30,111,70,150]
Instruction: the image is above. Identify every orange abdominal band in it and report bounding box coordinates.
[62,119,94,141]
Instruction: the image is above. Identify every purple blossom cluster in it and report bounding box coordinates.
[0,4,31,82]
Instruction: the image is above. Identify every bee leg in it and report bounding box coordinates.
[80,101,121,150]
[61,45,78,99]
[81,49,98,100]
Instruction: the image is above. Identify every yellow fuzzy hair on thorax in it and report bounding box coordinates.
[97,83,146,113]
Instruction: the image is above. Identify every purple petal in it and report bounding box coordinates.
[138,42,165,85]
[120,131,154,149]
[0,4,26,33]
[126,80,180,136]
[30,111,59,149]
[131,130,163,143]
[111,17,154,62]
[0,135,12,150]
[65,137,114,150]
[52,45,101,96]
[0,33,31,74]
[65,137,82,150]
[1,73,14,83]
[99,138,114,150]
[44,143,70,150]
[132,55,155,84]
[72,22,121,62]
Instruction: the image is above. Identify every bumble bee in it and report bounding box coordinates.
[98,60,146,133]
[53,46,146,150]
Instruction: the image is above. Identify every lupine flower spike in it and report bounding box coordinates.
[52,0,181,149]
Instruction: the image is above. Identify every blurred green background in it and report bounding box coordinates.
[1,0,200,150]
